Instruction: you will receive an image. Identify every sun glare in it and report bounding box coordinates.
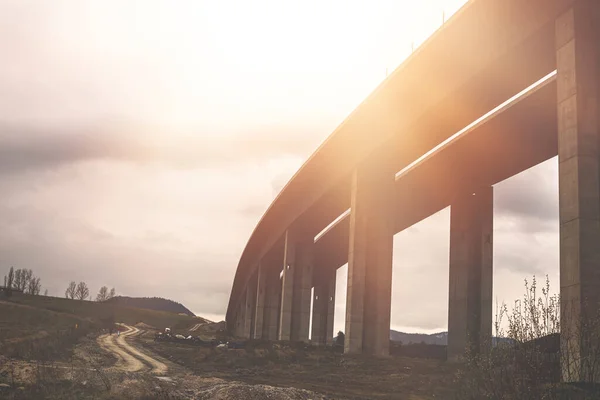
[71,0,469,132]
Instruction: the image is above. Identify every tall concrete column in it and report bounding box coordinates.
[253,263,267,339]
[243,274,256,339]
[278,230,296,340]
[235,302,244,337]
[345,155,395,356]
[262,263,281,340]
[447,187,493,360]
[232,308,238,336]
[291,240,314,342]
[325,274,336,345]
[311,269,336,346]
[556,1,600,383]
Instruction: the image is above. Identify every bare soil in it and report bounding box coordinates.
[141,334,458,400]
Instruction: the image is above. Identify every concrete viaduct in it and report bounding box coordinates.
[226,0,600,381]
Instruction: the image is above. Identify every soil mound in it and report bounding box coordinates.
[195,382,326,400]
[134,322,155,330]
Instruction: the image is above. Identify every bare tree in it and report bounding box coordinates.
[3,267,14,297]
[21,269,32,291]
[26,278,34,295]
[65,281,77,299]
[13,269,22,290]
[43,289,48,296]
[109,288,116,299]
[96,286,109,301]
[75,281,89,301]
[3,267,14,288]
[27,277,41,295]
[13,269,33,292]
[7,267,14,289]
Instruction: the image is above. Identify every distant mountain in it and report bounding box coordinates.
[105,296,195,317]
[390,330,513,346]
[390,330,448,345]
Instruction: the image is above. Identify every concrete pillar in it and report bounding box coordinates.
[311,284,326,345]
[253,263,267,339]
[262,263,281,340]
[235,303,243,337]
[447,187,493,360]
[345,156,395,356]
[232,309,238,336]
[311,269,336,346]
[243,275,256,339]
[326,274,336,346]
[556,1,600,383]
[291,240,314,342]
[279,230,296,340]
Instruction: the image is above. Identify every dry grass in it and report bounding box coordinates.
[7,293,195,331]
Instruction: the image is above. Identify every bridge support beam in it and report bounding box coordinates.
[447,187,493,360]
[236,299,246,338]
[243,272,257,339]
[311,269,336,346]
[262,260,281,340]
[556,1,600,383]
[345,157,395,356]
[253,263,267,339]
[291,240,314,342]
[279,229,313,341]
[278,230,296,340]
[233,303,242,337]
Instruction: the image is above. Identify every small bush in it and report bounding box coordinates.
[455,276,600,400]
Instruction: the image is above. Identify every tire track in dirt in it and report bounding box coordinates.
[97,327,145,372]
[114,324,168,375]
[97,324,167,375]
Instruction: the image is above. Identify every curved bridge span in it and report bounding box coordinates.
[227,0,600,381]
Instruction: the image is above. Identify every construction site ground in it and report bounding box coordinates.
[140,329,458,400]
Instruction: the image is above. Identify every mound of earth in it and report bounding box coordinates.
[134,322,155,330]
[195,382,326,400]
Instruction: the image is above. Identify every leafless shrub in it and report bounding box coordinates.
[455,275,600,400]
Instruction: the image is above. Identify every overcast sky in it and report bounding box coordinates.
[0,0,559,332]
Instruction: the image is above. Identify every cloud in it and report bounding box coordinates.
[495,158,558,227]
[0,156,297,317]
[0,126,323,175]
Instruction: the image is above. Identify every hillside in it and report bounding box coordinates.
[0,300,89,342]
[7,293,196,330]
[104,296,195,317]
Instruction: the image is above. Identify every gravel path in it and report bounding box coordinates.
[97,324,167,375]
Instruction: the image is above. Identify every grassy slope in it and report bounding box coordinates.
[0,300,87,342]
[6,293,197,331]
[1,293,199,362]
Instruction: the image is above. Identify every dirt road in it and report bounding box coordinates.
[97,324,168,375]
